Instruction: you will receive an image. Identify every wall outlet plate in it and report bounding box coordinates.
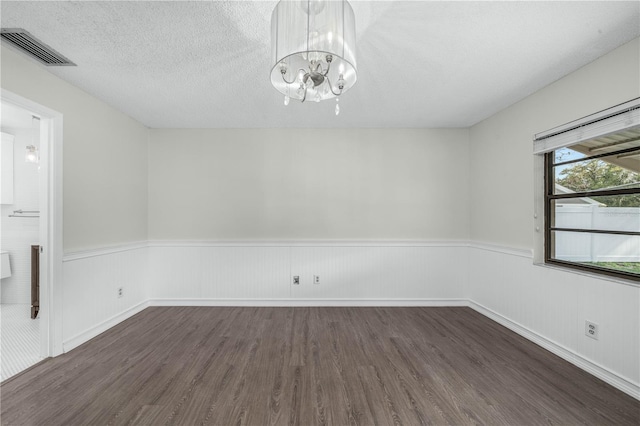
[585,320,598,340]
[117,287,123,298]
[292,276,300,285]
[314,275,320,284]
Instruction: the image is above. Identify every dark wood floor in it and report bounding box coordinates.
[1,307,638,425]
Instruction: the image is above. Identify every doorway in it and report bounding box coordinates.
[0,89,63,380]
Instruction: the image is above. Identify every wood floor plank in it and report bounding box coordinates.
[2,307,638,426]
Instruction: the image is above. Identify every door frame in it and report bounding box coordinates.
[1,89,64,357]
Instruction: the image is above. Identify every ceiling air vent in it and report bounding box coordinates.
[1,28,75,66]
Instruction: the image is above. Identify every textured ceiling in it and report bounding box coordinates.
[1,1,639,128]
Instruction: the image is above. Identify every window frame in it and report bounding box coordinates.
[544,148,640,281]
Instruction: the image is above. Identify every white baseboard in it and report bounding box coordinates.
[62,301,149,353]
[148,298,468,307]
[468,300,640,400]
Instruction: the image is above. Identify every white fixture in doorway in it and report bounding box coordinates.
[0,251,11,279]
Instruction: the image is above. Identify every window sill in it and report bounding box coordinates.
[533,261,640,288]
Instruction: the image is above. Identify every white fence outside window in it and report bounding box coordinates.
[555,205,640,262]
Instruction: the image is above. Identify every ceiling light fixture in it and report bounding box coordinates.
[25,115,40,164]
[25,145,38,164]
[270,0,357,115]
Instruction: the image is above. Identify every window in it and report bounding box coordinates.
[535,99,640,281]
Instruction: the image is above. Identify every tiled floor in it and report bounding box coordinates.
[1,304,42,381]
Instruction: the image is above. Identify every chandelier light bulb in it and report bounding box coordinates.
[335,98,340,116]
[284,95,290,106]
[25,145,39,164]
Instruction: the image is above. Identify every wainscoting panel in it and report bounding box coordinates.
[149,245,292,300]
[148,243,467,303]
[290,245,467,300]
[468,243,640,399]
[62,244,148,351]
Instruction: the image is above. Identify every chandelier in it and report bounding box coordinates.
[270,0,357,115]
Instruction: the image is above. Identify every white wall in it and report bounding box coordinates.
[1,45,149,252]
[469,38,640,394]
[1,45,150,352]
[149,128,470,241]
[469,38,640,249]
[146,128,471,325]
[0,126,39,303]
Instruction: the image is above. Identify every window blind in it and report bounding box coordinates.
[533,97,640,154]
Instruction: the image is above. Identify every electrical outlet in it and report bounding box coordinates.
[585,320,598,340]
[117,287,123,298]
[292,276,300,285]
[314,275,320,284]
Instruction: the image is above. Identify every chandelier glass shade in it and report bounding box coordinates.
[270,0,357,105]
